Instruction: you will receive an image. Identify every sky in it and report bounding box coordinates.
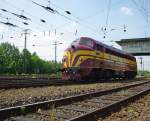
[0,0,150,70]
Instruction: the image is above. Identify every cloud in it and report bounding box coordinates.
[120,6,134,16]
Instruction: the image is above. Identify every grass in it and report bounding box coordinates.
[138,71,150,78]
[118,90,132,96]
[49,104,56,121]
[20,106,27,115]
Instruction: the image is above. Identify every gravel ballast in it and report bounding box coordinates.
[99,94,150,121]
[0,79,147,109]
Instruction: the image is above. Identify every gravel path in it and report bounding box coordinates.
[0,79,147,109]
[99,94,150,121]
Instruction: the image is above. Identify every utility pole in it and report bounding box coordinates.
[52,29,63,71]
[144,32,147,38]
[23,29,30,49]
[54,41,57,65]
[52,41,62,69]
[139,57,143,76]
[143,59,144,73]
[22,29,30,73]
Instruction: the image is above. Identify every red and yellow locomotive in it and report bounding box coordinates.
[61,37,137,80]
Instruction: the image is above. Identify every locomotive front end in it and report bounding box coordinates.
[61,47,81,80]
[62,41,79,80]
[61,37,94,80]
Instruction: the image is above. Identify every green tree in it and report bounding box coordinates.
[31,52,43,73]
[20,49,32,73]
[0,43,21,74]
[0,42,61,75]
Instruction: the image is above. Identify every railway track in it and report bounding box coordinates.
[0,75,55,80]
[1,80,150,121]
[0,78,114,88]
[0,78,70,88]
[0,76,145,89]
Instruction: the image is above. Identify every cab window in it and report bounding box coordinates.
[79,38,93,48]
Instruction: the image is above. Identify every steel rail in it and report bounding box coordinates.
[0,80,149,120]
[0,77,146,89]
[68,87,150,121]
[0,76,59,80]
[0,79,69,88]
[0,79,115,88]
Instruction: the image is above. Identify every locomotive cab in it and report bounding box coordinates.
[70,38,95,50]
[79,37,94,49]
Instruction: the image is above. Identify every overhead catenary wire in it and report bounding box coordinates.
[0,21,17,28]
[131,0,150,23]
[2,0,50,31]
[19,0,104,37]
[33,0,104,36]
[105,0,111,29]
[100,0,111,38]
[1,0,118,40]
[32,1,58,14]
[2,0,78,35]
[0,8,31,21]
[0,2,69,42]
[32,1,76,22]
[0,17,25,30]
[1,0,123,41]
[24,1,99,34]
[44,0,104,34]
[0,12,29,27]
[0,22,24,41]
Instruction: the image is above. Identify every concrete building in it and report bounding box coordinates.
[116,38,150,56]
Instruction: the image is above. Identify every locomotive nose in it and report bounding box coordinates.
[62,50,71,69]
[62,56,67,68]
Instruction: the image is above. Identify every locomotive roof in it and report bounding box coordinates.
[95,40,128,55]
[81,37,135,60]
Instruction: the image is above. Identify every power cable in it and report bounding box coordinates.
[36,0,103,36]
[3,0,77,34]
[101,0,111,38]
[0,8,31,21]
[32,1,58,14]
[131,0,150,23]
[2,0,103,38]
[32,1,74,22]
[0,12,29,26]
[2,0,49,31]
[45,0,102,32]
[23,0,103,37]
[0,20,18,28]
[105,0,111,28]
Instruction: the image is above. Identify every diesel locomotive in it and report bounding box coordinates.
[61,37,137,81]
